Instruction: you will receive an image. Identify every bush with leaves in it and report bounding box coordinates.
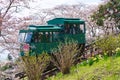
[115,47,120,57]
[51,40,79,74]
[21,52,50,80]
[0,65,10,71]
[95,34,120,56]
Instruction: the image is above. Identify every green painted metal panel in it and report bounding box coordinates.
[29,33,85,55]
[19,26,63,33]
[64,20,85,24]
[63,33,86,44]
[30,42,59,55]
[47,18,65,25]
[19,30,35,33]
[29,25,62,29]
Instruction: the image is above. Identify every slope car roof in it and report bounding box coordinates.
[47,18,85,25]
[19,25,62,33]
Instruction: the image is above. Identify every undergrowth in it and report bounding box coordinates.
[47,55,120,80]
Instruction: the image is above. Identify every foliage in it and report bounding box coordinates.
[80,55,101,66]
[103,52,109,60]
[95,34,120,56]
[0,65,10,71]
[21,52,50,80]
[51,40,79,74]
[91,0,120,27]
[115,47,120,57]
[80,60,87,66]
[48,56,120,80]
[87,56,99,66]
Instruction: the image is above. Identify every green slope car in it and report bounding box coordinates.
[19,18,86,56]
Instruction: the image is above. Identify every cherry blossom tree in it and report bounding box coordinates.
[0,0,32,57]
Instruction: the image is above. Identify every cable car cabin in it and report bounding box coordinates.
[19,25,63,56]
[19,18,86,56]
[47,18,86,45]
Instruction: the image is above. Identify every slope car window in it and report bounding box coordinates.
[33,32,42,43]
[53,32,60,42]
[79,24,84,33]
[19,32,33,43]
[33,32,53,43]
[25,32,33,43]
[65,24,83,34]
[65,24,71,34]
[19,33,26,43]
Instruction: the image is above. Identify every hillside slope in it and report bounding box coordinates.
[47,57,120,80]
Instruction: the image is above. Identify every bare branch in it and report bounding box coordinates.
[2,0,14,18]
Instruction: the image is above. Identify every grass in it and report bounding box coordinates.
[47,56,120,80]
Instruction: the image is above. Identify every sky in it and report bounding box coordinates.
[29,0,103,9]
[15,0,103,17]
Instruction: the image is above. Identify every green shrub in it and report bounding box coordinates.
[95,34,120,56]
[115,47,120,57]
[94,55,99,62]
[87,57,94,66]
[80,61,87,66]
[21,52,50,80]
[51,40,79,74]
[103,52,109,60]
[0,65,9,71]
[80,55,101,66]
[0,62,13,71]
